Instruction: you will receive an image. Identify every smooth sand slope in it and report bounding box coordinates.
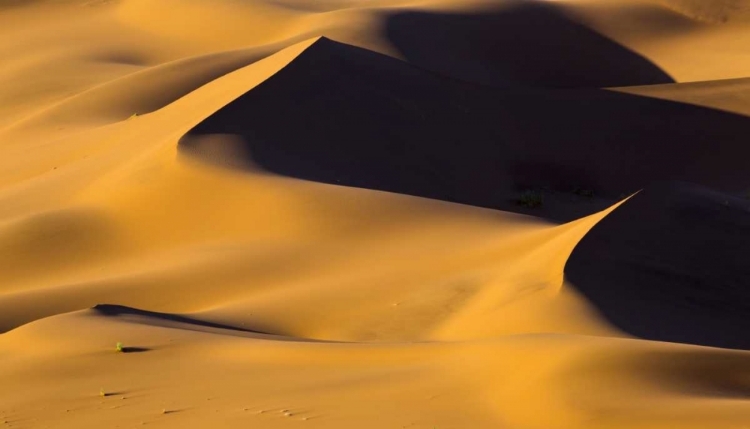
[0,0,749,428]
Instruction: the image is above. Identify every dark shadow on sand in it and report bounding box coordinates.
[179,37,750,222]
[120,346,150,353]
[384,2,675,88]
[93,304,268,335]
[565,182,750,350]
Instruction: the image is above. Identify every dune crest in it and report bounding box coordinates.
[659,0,750,23]
[567,181,750,350]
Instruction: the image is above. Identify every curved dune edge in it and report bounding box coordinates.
[566,181,750,350]
[658,0,750,23]
[2,180,748,429]
[0,37,318,192]
[0,303,748,429]
[610,76,750,116]
[177,36,750,216]
[0,37,619,341]
[0,38,320,141]
[0,47,273,134]
[0,29,634,338]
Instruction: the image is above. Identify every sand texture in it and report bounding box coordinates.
[0,0,749,428]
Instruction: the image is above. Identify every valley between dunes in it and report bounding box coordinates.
[1,0,749,428]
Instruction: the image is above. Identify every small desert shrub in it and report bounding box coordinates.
[116,342,124,353]
[517,190,543,208]
[100,388,106,397]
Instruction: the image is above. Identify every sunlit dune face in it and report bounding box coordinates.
[0,0,748,428]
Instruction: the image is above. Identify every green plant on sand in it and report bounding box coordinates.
[517,190,544,208]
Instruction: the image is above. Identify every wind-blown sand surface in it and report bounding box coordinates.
[0,0,749,428]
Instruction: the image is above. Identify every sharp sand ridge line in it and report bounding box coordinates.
[0,44,302,137]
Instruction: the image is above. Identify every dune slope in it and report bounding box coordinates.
[182,37,750,209]
[0,0,749,428]
[567,182,750,350]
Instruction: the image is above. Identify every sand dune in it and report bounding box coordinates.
[384,3,676,88]
[182,38,750,210]
[567,181,750,350]
[659,0,750,22]
[612,76,750,116]
[0,0,749,428]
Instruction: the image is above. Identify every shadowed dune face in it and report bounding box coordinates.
[566,182,750,350]
[180,38,750,218]
[384,2,675,88]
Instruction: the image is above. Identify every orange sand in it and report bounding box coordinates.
[0,1,748,428]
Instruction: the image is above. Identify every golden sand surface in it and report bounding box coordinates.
[0,1,749,427]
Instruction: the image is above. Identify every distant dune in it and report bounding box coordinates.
[0,0,748,428]
[385,3,676,88]
[660,0,750,22]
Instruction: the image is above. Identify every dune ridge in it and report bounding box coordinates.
[658,0,750,23]
[0,0,748,428]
